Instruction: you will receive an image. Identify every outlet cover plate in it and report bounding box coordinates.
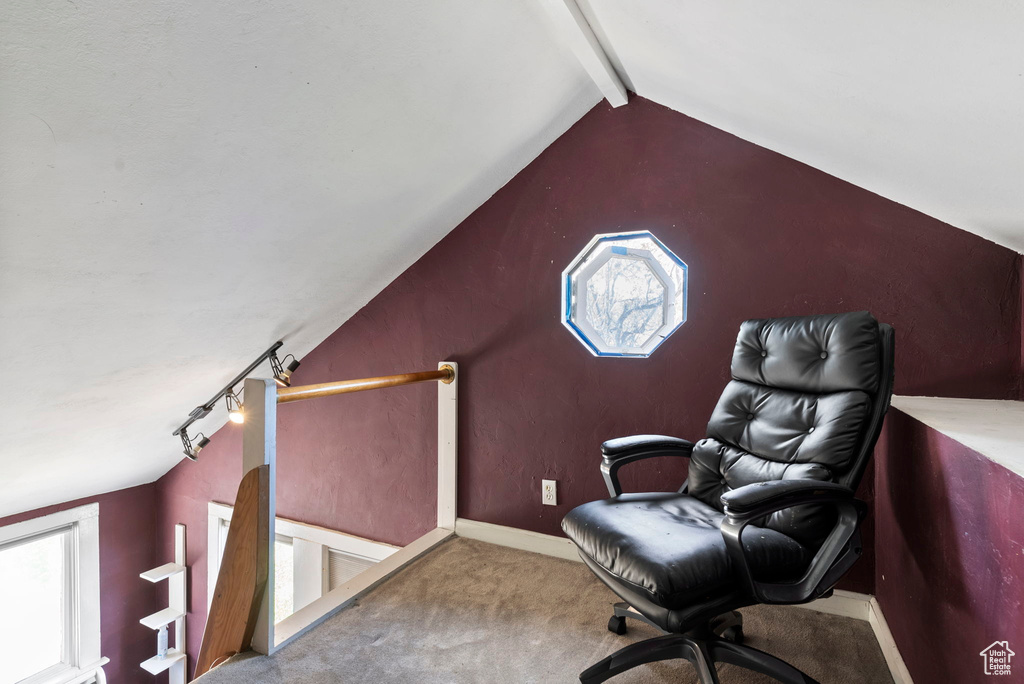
[542,479,557,506]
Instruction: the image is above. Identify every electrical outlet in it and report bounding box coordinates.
[542,479,557,506]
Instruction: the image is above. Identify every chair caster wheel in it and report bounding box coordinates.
[608,615,628,635]
[721,625,744,644]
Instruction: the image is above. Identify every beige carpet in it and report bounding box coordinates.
[198,537,893,683]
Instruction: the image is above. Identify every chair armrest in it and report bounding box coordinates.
[721,479,854,517]
[600,435,694,497]
[602,434,694,460]
[719,480,866,604]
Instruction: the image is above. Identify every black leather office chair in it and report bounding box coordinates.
[563,311,894,683]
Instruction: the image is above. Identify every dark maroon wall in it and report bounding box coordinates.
[875,410,1024,683]
[155,96,1021,664]
[0,484,159,684]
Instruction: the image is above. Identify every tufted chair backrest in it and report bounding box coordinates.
[687,311,894,546]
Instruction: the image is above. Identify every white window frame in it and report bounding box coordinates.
[0,503,108,684]
[562,231,689,358]
[206,502,398,615]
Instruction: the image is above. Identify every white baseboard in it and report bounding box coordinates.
[793,588,872,621]
[454,518,581,562]
[794,590,912,684]
[454,518,912,684]
[868,596,914,684]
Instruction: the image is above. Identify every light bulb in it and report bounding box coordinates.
[225,392,244,424]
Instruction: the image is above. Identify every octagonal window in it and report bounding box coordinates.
[562,231,687,357]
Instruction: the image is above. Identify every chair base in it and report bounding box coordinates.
[708,609,744,644]
[580,633,819,684]
[584,607,817,684]
[609,602,665,633]
[607,603,744,644]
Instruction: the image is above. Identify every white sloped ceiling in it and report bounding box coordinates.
[577,0,1024,252]
[0,0,601,517]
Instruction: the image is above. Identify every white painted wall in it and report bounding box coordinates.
[577,0,1024,252]
[0,0,600,517]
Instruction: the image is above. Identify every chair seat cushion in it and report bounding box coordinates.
[562,492,811,609]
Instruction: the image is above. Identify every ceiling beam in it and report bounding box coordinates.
[539,0,628,107]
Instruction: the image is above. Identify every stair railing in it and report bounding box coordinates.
[194,362,458,677]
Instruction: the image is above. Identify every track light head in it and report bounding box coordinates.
[281,358,300,385]
[181,431,210,461]
[226,391,245,424]
[271,353,301,387]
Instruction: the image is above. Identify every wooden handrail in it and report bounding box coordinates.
[276,365,454,404]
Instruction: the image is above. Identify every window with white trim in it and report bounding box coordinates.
[562,231,688,357]
[0,504,107,684]
[208,503,396,624]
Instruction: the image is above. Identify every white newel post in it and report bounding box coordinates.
[437,362,458,530]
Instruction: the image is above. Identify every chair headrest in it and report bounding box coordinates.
[731,311,882,394]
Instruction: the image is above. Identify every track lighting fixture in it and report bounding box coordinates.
[225,391,245,424]
[172,341,297,462]
[270,353,301,387]
[180,430,210,461]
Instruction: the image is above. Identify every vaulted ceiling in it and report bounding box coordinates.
[574,0,1024,251]
[1,0,1020,517]
[0,0,600,517]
